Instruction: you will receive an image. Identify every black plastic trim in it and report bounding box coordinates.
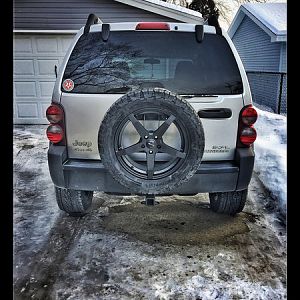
[235,147,255,190]
[63,160,238,174]
[198,108,232,119]
[195,24,204,42]
[47,143,67,187]
[48,146,254,194]
[101,24,110,42]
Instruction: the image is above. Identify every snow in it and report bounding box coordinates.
[13,125,286,299]
[13,126,60,258]
[253,107,287,217]
[243,3,286,36]
[53,228,286,299]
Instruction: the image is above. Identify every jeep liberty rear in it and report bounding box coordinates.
[47,15,258,217]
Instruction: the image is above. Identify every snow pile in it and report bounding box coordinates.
[253,108,286,217]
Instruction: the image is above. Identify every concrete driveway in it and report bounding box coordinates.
[13,125,286,300]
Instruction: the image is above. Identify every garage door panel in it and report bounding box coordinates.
[14,82,37,97]
[14,60,35,75]
[14,34,75,124]
[37,59,59,76]
[61,37,74,52]
[39,81,56,97]
[14,37,33,53]
[17,103,39,118]
[36,38,58,53]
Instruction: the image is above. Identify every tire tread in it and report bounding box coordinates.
[55,187,93,217]
[209,189,248,215]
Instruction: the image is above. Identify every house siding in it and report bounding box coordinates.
[14,0,181,30]
[231,15,286,113]
[247,72,281,112]
[232,15,281,72]
[280,43,287,73]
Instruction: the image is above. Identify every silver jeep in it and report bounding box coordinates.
[46,14,258,217]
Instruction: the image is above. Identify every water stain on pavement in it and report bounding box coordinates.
[102,201,249,245]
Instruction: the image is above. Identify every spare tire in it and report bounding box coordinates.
[98,88,205,194]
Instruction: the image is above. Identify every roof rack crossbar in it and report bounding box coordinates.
[84,13,103,35]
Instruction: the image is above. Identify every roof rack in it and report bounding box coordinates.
[84,13,103,35]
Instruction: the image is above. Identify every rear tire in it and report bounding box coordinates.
[209,189,248,216]
[55,187,93,217]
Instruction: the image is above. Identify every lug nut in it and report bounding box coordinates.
[144,135,148,139]
[154,136,158,139]
[141,144,145,148]
[149,150,153,154]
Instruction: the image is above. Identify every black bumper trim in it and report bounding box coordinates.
[48,144,254,194]
[63,159,239,174]
[235,146,255,190]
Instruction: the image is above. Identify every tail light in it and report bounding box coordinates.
[240,127,257,146]
[237,105,258,147]
[46,125,64,143]
[46,104,63,123]
[241,106,258,125]
[46,103,65,145]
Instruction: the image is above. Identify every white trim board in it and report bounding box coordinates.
[14,30,77,34]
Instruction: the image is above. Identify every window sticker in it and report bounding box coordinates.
[62,79,74,92]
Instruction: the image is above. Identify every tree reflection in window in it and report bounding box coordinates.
[62,31,243,95]
[63,33,142,93]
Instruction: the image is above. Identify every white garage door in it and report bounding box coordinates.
[13,34,75,124]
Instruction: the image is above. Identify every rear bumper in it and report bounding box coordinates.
[48,145,254,194]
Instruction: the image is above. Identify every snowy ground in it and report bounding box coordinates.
[253,106,287,220]
[13,125,286,299]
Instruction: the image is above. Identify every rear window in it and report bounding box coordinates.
[62,31,243,95]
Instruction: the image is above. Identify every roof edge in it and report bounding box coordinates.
[114,0,204,23]
[13,29,77,34]
[227,6,244,37]
[228,4,286,42]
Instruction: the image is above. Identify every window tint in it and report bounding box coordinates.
[62,31,243,95]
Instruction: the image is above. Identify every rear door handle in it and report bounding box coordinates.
[198,108,232,119]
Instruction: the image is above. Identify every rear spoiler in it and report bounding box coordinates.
[83,13,221,43]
